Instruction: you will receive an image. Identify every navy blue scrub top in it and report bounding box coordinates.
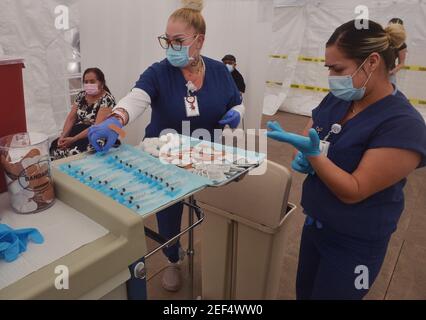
[302,90,426,241]
[134,56,242,139]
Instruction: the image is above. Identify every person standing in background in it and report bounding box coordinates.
[388,18,408,85]
[222,54,246,95]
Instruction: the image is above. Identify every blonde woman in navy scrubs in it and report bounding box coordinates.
[268,20,426,299]
[88,0,244,299]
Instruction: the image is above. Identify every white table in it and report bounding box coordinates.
[0,187,147,299]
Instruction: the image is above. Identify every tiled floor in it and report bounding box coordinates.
[144,112,426,300]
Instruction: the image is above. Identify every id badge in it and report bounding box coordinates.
[319,140,331,157]
[185,96,200,118]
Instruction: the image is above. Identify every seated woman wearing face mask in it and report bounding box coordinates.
[87,0,244,298]
[50,68,116,160]
[267,20,426,299]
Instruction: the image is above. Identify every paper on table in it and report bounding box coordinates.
[0,193,109,291]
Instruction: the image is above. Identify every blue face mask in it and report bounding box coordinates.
[166,36,198,68]
[328,57,373,101]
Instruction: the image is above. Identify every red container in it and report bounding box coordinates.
[0,58,27,193]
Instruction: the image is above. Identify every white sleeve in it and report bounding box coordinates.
[232,104,245,119]
[113,88,151,124]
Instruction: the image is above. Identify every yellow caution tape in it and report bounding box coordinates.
[298,56,325,63]
[280,82,426,106]
[409,99,426,106]
[402,65,426,72]
[270,54,426,72]
[266,80,284,86]
[269,54,288,60]
[269,55,325,62]
[290,83,330,93]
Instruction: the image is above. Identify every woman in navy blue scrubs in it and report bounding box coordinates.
[88,0,244,299]
[268,20,426,299]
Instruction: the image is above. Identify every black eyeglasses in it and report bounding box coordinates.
[157,34,197,51]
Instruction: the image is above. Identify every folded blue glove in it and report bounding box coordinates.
[0,231,20,263]
[88,117,122,153]
[267,121,321,157]
[219,110,241,129]
[292,152,315,175]
[14,228,44,251]
[0,224,44,263]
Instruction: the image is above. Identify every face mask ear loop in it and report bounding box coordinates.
[361,70,374,89]
[351,56,370,79]
[188,35,200,63]
[352,56,374,89]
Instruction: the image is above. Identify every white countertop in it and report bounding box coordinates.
[0,192,108,291]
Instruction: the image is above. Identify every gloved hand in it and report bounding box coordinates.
[267,121,321,157]
[219,110,241,129]
[88,117,122,153]
[292,152,315,175]
[0,224,44,263]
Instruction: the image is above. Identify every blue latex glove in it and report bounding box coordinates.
[14,228,44,251]
[267,121,321,157]
[0,224,44,263]
[219,110,241,129]
[88,117,122,153]
[0,232,20,263]
[292,151,315,175]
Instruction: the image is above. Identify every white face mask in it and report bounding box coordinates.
[226,64,234,73]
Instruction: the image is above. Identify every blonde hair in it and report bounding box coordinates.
[170,0,206,35]
[385,23,406,49]
[361,23,406,55]
[327,20,407,70]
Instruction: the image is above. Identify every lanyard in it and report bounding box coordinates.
[323,123,342,142]
[185,96,197,111]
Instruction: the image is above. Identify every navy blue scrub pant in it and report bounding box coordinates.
[296,218,390,300]
[126,203,184,299]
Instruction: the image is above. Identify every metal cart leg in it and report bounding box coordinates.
[142,197,203,300]
[188,195,195,299]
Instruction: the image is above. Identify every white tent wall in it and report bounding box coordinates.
[79,0,178,146]
[266,0,426,119]
[79,0,273,145]
[201,0,273,133]
[2,1,425,140]
[0,0,80,138]
[263,3,307,115]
